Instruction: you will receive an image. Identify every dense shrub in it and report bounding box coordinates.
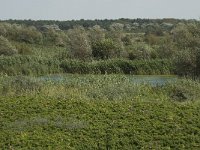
[1,23,43,44]
[88,25,106,43]
[0,36,18,56]
[43,29,67,47]
[92,39,119,59]
[60,59,174,75]
[67,26,92,60]
[15,43,32,55]
[174,50,197,76]
[0,55,61,76]
[127,43,154,60]
[17,26,43,44]
[0,24,7,37]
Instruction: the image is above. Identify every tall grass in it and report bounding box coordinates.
[1,74,199,102]
[60,59,174,75]
[0,55,62,76]
[0,55,174,76]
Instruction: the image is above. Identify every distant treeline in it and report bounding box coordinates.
[0,18,191,30]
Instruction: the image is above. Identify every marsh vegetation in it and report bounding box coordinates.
[0,19,200,149]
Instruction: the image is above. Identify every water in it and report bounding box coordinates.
[129,75,177,86]
[38,74,177,86]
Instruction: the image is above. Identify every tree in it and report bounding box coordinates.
[43,29,67,47]
[67,26,92,60]
[174,49,197,76]
[122,34,132,46]
[17,26,43,44]
[171,23,200,49]
[196,49,200,76]
[107,23,127,57]
[92,39,118,59]
[171,22,200,77]
[155,34,177,59]
[0,36,18,56]
[88,25,106,44]
[127,43,153,60]
[0,24,7,37]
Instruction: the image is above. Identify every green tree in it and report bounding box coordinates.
[127,43,153,60]
[67,26,92,60]
[174,49,197,76]
[172,23,190,48]
[92,39,118,59]
[43,29,67,47]
[107,23,127,58]
[0,24,7,37]
[17,26,43,44]
[88,25,106,44]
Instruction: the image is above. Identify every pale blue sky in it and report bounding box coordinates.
[0,0,199,20]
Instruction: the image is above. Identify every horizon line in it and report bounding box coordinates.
[0,17,199,22]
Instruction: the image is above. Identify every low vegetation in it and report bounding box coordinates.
[1,75,200,149]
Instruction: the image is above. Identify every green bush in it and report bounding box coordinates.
[127,43,154,60]
[92,39,119,59]
[15,43,32,55]
[17,26,43,44]
[0,36,18,56]
[67,26,92,60]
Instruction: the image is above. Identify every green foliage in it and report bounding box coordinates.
[67,26,92,60]
[0,19,200,77]
[15,42,32,55]
[121,34,132,46]
[92,39,119,59]
[145,33,161,45]
[17,26,43,44]
[127,43,154,60]
[1,18,200,149]
[43,29,67,47]
[0,75,200,149]
[164,79,200,101]
[172,23,200,49]
[0,23,43,44]
[0,55,61,76]
[107,23,126,55]
[1,76,42,95]
[0,36,18,56]
[0,23,7,36]
[60,59,174,75]
[88,25,106,43]
[174,49,197,76]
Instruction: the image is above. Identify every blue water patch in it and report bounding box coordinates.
[129,75,177,86]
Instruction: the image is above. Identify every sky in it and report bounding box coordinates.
[0,0,200,20]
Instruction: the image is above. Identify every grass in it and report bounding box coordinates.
[1,75,200,149]
[60,59,174,75]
